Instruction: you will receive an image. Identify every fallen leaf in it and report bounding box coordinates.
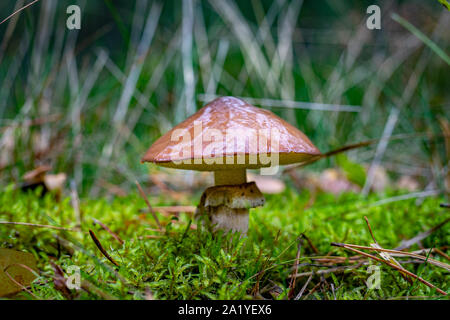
[0,248,38,297]
[319,169,360,195]
[44,173,67,191]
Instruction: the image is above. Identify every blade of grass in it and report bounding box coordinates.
[392,13,450,66]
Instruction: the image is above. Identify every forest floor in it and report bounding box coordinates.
[0,186,448,300]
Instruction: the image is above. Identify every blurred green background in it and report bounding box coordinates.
[0,0,448,197]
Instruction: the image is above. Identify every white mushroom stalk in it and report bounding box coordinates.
[196,171,265,235]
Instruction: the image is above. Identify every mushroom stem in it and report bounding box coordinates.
[214,169,247,185]
[211,169,249,234]
[209,206,249,235]
[196,181,265,236]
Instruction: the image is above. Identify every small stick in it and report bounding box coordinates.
[364,216,378,244]
[288,237,302,299]
[3,263,40,299]
[395,217,450,250]
[332,243,450,271]
[0,221,77,232]
[136,180,162,230]
[294,273,313,300]
[302,282,321,300]
[150,206,196,214]
[289,262,365,279]
[364,216,411,283]
[331,243,447,295]
[140,235,162,240]
[93,218,124,245]
[434,248,450,262]
[301,233,319,254]
[0,0,40,25]
[88,230,119,267]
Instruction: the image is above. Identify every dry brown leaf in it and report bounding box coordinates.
[0,248,38,297]
[319,169,360,195]
[44,173,67,191]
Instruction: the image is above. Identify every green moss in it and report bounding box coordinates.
[0,186,448,300]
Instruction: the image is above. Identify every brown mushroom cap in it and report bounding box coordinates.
[141,96,320,170]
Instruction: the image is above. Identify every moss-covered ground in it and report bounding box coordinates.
[0,186,448,300]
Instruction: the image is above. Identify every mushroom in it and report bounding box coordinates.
[141,96,320,235]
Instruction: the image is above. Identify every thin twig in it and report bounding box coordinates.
[285,132,445,171]
[288,237,302,299]
[301,233,319,254]
[3,263,40,299]
[395,217,450,250]
[93,218,124,245]
[289,262,365,279]
[302,282,321,300]
[364,216,377,244]
[135,180,162,230]
[369,190,440,207]
[0,221,78,232]
[334,243,450,271]
[294,273,313,300]
[88,230,119,267]
[434,248,450,262]
[331,243,447,295]
[364,216,411,283]
[152,206,196,214]
[0,0,40,25]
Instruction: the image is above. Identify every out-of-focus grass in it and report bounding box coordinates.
[0,186,448,300]
[0,0,448,197]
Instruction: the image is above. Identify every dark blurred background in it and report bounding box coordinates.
[0,0,449,198]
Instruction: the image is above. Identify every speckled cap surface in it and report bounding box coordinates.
[142,96,320,170]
